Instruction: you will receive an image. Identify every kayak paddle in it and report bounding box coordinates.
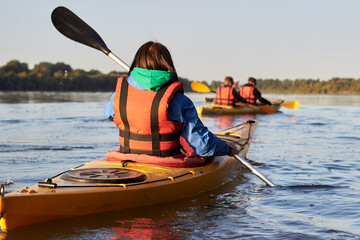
[256,105,278,114]
[191,81,215,93]
[51,6,130,71]
[234,155,275,187]
[281,101,300,109]
[216,131,275,187]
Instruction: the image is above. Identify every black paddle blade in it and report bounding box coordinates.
[51,6,110,55]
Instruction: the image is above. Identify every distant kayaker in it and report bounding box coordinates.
[239,77,271,105]
[104,41,239,157]
[214,76,247,106]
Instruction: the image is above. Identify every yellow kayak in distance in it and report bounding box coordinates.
[0,121,258,232]
[193,82,299,115]
[198,100,283,116]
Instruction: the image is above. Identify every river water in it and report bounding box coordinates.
[0,92,359,239]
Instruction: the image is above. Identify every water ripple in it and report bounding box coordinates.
[336,136,360,141]
[0,144,94,152]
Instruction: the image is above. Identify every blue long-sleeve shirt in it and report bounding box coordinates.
[104,75,231,157]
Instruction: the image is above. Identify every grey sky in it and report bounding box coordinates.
[1,0,360,83]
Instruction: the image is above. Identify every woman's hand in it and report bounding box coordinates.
[227,142,239,156]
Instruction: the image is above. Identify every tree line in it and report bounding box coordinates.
[201,78,360,95]
[1,60,360,94]
[254,78,360,94]
[0,60,193,92]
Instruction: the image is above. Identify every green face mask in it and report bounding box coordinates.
[131,67,174,91]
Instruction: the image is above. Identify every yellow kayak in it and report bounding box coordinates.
[198,100,283,115]
[0,120,258,232]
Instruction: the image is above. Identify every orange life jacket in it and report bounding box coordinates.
[112,77,183,157]
[239,85,256,104]
[215,85,235,106]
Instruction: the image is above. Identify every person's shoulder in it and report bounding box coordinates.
[127,75,146,90]
[173,92,191,102]
[171,92,194,108]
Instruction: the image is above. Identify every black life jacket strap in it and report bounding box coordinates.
[119,78,130,153]
[150,84,171,156]
[119,129,181,142]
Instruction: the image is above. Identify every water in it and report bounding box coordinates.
[1,92,360,239]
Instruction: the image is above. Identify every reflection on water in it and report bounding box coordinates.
[215,115,234,129]
[110,218,179,240]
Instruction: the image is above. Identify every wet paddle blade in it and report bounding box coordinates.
[191,82,212,93]
[51,6,110,55]
[281,101,300,109]
[258,105,278,114]
[234,154,275,187]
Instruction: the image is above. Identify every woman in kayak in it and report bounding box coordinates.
[104,41,238,158]
[214,76,247,106]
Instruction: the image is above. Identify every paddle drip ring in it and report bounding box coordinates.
[61,168,146,183]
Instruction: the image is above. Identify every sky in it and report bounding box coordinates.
[1,0,360,83]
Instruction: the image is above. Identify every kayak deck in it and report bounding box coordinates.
[0,120,257,232]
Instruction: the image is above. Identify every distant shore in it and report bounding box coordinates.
[1,60,359,94]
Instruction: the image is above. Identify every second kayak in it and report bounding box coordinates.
[197,101,283,115]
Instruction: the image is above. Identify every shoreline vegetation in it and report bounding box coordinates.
[1,60,359,94]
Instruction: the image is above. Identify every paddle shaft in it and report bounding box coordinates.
[108,52,129,71]
[234,154,275,187]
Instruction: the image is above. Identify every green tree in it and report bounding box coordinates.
[0,60,29,74]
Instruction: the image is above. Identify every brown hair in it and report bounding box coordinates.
[224,76,234,85]
[248,77,257,85]
[127,41,178,80]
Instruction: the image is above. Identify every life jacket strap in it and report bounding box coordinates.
[150,83,170,156]
[119,146,181,157]
[119,77,130,153]
[119,129,181,141]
